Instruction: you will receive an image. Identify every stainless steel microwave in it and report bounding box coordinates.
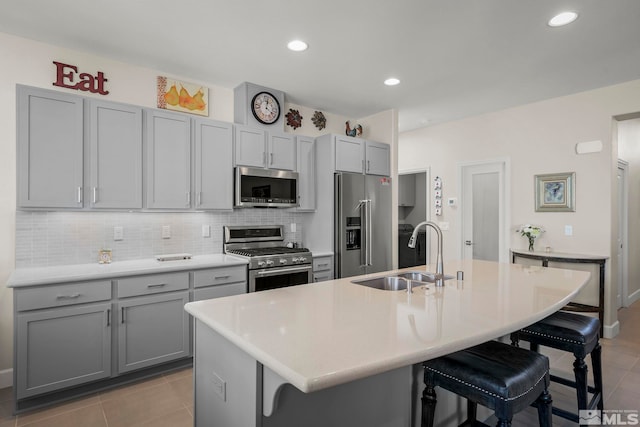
[234,167,299,208]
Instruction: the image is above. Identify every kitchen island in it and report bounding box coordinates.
[184,259,591,427]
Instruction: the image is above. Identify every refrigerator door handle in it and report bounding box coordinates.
[357,199,367,267]
[366,199,373,266]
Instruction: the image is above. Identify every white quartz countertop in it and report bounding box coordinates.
[184,259,590,394]
[8,254,248,287]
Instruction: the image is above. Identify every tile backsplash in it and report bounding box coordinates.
[16,210,303,268]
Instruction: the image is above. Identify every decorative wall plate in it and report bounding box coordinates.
[285,108,303,129]
[312,111,326,130]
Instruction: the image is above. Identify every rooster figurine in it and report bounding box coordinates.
[345,121,363,137]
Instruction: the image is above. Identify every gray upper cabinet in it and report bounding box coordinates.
[234,125,266,168]
[365,140,391,176]
[194,118,233,210]
[296,136,316,211]
[145,109,191,209]
[333,135,390,176]
[87,100,143,209]
[268,131,296,171]
[17,85,84,208]
[235,125,296,170]
[334,135,365,174]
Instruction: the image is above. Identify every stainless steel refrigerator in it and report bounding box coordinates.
[334,173,392,278]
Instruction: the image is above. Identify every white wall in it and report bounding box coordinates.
[399,79,640,335]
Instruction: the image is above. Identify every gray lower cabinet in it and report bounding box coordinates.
[145,109,191,209]
[117,291,190,373]
[15,302,112,399]
[17,85,84,208]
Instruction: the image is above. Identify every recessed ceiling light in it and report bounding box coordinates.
[287,40,308,52]
[384,78,400,86]
[548,11,578,27]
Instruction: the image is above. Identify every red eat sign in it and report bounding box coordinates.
[52,61,109,95]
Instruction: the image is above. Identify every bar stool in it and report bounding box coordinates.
[511,311,603,423]
[422,340,552,427]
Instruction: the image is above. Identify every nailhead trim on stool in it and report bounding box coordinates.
[422,340,552,427]
[511,311,603,423]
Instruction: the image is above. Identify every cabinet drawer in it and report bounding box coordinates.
[193,266,246,288]
[192,282,247,301]
[313,272,333,283]
[117,272,188,298]
[16,281,112,312]
[313,256,333,272]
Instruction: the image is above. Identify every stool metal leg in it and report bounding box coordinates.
[591,343,604,410]
[573,355,589,412]
[536,389,553,427]
[421,385,437,427]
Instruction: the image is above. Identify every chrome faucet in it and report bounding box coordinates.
[408,221,444,285]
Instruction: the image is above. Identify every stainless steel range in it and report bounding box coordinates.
[223,225,312,292]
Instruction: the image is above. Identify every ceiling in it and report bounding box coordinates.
[2,0,640,132]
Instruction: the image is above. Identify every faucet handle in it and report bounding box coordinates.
[406,280,413,294]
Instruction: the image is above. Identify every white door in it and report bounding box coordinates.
[461,161,507,262]
[617,160,628,308]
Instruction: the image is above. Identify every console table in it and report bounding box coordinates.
[511,249,606,335]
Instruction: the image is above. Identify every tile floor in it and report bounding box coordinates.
[1,301,639,426]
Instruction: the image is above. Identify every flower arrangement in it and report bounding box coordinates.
[516,224,545,251]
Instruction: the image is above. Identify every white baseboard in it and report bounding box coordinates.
[603,320,620,339]
[626,288,640,307]
[0,369,12,389]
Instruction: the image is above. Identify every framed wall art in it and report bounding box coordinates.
[534,172,575,212]
[157,76,209,116]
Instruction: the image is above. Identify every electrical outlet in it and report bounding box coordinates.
[439,222,450,231]
[162,225,171,239]
[202,225,211,238]
[564,225,573,236]
[211,371,226,402]
[291,223,297,233]
[113,226,124,241]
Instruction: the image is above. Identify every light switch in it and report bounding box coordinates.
[564,225,573,236]
[291,223,297,232]
[202,225,211,238]
[162,225,171,239]
[113,226,124,241]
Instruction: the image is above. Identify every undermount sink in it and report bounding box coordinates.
[351,271,454,291]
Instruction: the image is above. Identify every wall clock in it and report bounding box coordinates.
[251,91,280,125]
[234,82,286,129]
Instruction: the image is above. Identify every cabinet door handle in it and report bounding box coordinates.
[77,187,83,204]
[214,275,231,280]
[147,283,167,288]
[186,192,191,206]
[317,263,329,267]
[107,308,111,326]
[367,160,370,172]
[198,192,202,206]
[92,187,97,204]
[56,293,81,299]
[270,153,274,165]
[263,152,266,165]
[121,307,125,324]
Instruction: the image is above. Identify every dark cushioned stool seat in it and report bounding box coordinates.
[422,340,552,427]
[511,311,603,423]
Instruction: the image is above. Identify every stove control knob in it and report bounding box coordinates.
[292,257,300,263]
[298,257,307,263]
[266,260,275,267]
[257,261,266,268]
[279,259,287,265]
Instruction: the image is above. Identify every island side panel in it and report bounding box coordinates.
[262,365,413,427]
[193,319,260,427]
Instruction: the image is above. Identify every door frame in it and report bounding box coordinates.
[398,168,431,263]
[617,159,629,307]
[457,158,511,263]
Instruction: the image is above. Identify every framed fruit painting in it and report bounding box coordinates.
[157,76,209,116]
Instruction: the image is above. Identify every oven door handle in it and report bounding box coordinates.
[255,265,312,276]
